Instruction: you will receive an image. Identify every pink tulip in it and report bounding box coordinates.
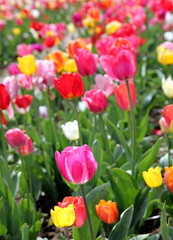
[82,89,108,113]
[3,76,19,100]
[8,63,21,75]
[99,49,136,81]
[55,145,98,184]
[114,81,136,110]
[17,43,33,57]
[92,74,115,97]
[74,49,98,76]
[6,128,27,149]
[36,60,56,83]
[20,135,34,156]
[17,74,33,90]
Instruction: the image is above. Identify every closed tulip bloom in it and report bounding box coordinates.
[46,50,67,73]
[99,49,136,81]
[20,135,34,156]
[58,196,86,227]
[157,42,173,65]
[54,73,85,99]
[50,204,75,228]
[74,49,98,76]
[0,83,10,110]
[67,39,89,58]
[6,128,27,148]
[18,54,37,75]
[164,168,173,193]
[159,117,173,134]
[162,76,173,98]
[36,60,56,81]
[114,81,136,110]
[82,89,108,113]
[55,145,98,184]
[142,166,162,188]
[3,76,19,100]
[162,104,173,125]
[14,95,33,108]
[96,200,119,224]
[61,120,79,141]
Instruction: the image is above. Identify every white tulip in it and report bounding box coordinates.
[61,120,79,141]
[164,32,173,41]
[162,76,173,98]
[38,106,48,118]
[165,12,173,25]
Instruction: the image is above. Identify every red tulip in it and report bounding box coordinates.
[58,196,86,227]
[82,89,108,113]
[54,73,85,99]
[20,135,34,156]
[14,95,33,108]
[114,81,136,110]
[99,49,136,81]
[0,112,7,125]
[74,49,98,76]
[162,104,173,125]
[0,83,10,110]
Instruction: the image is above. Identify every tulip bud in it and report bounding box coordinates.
[38,106,48,118]
[61,120,79,141]
[6,128,27,149]
[142,166,162,188]
[162,76,173,98]
[164,167,173,193]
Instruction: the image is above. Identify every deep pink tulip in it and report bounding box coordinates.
[55,145,98,184]
[20,135,34,156]
[99,49,136,81]
[74,49,98,76]
[8,63,21,75]
[6,128,27,148]
[114,81,136,110]
[82,89,108,113]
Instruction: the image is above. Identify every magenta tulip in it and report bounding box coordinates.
[74,49,98,76]
[6,128,27,148]
[55,145,98,184]
[82,89,108,113]
[99,49,136,81]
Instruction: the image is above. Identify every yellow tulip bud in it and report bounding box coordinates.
[142,166,162,188]
[63,59,78,72]
[162,76,173,98]
[50,204,75,228]
[18,55,37,75]
[106,20,122,35]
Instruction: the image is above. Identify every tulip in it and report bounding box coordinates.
[46,50,67,73]
[54,73,85,99]
[6,128,27,149]
[0,83,10,110]
[142,166,162,188]
[99,49,136,81]
[50,204,75,228]
[36,60,56,81]
[162,105,173,126]
[17,74,33,90]
[14,95,33,108]
[38,106,48,118]
[58,196,86,227]
[74,49,98,76]
[114,81,136,110]
[55,144,98,184]
[20,135,34,156]
[164,167,173,193]
[159,117,173,134]
[63,59,78,72]
[8,63,21,75]
[106,20,122,35]
[17,43,33,57]
[67,39,89,58]
[82,89,108,113]
[95,200,119,224]
[3,76,19,100]
[157,42,173,65]
[61,120,79,141]
[162,76,173,98]
[18,54,37,75]
[92,74,115,97]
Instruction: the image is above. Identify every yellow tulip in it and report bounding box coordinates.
[50,204,75,228]
[12,28,21,35]
[106,20,122,35]
[63,59,78,72]
[157,45,173,65]
[142,166,162,188]
[18,55,37,75]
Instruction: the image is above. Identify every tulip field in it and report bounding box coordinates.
[1,0,173,239]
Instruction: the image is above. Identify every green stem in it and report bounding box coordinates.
[64,227,70,240]
[166,134,171,167]
[80,185,94,240]
[0,110,7,160]
[73,100,83,145]
[99,114,112,161]
[125,80,136,177]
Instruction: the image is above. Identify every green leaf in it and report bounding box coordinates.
[105,118,131,163]
[129,234,150,240]
[108,205,134,240]
[73,183,112,240]
[0,222,7,236]
[92,139,103,184]
[107,168,139,212]
[161,202,170,240]
[137,137,163,179]
[26,127,42,146]
[20,223,29,240]
[137,112,149,142]
[10,171,21,197]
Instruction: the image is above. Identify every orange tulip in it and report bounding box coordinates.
[164,167,173,193]
[67,39,89,58]
[46,50,67,73]
[96,200,118,224]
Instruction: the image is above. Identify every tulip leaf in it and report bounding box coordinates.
[129,234,150,240]
[137,137,163,179]
[73,183,112,240]
[108,205,134,240]
[21,223,29,240]
[137,111,149,142]
[107,168,139,212]
[10,171,21,197]
[161,202,170,240]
